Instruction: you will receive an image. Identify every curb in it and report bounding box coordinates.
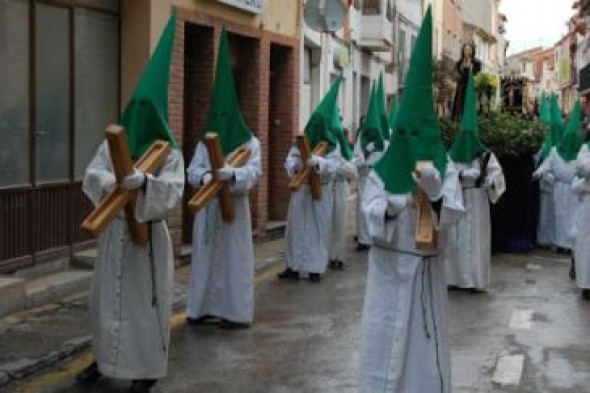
[0,257,283,388]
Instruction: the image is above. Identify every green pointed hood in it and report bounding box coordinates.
[120,12,179,160]
[204,28,252,155]
[373,6,447,194]
[557,100,582,162]
[449,72,486,163]
[540,92,558,159]
[304,75,342,154]
[377,73,391,140]
[359,83,386,155]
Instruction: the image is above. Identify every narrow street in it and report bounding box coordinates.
[8,243,590,392]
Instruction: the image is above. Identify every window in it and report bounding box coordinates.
[386,0,394,22]
[0,0,29,187]
[74,9,119,180]
[398,29,407,85]
[303,47,312,84]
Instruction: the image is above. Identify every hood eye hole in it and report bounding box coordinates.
[411,130,419,137]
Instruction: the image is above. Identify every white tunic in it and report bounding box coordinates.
[573,146,590,289]
[535,148,580,249]
[444,153,505,290]
[83,142,185,380]
[353,138,387,246]
[284,144,341,274]
[185,137,261,323]
[358,164,464,393]
[329,158,357,261]
[537,177,556,247]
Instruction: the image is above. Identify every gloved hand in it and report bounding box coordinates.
[366,142,376,153]
[483,178,494,189]
[460,168,481,181]
[121,169,146,190]
[217,166,234,182]
[543,172,556,185]
[532,169,544,181]
[307,155,322,169]
[386,195,409,217]
[201,172,213,186]
[413,165,442,201]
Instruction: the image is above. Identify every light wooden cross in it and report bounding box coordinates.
[288,134,329,200]
[187,132,251,222]
[414,161,437,251]
[81,125,170,246]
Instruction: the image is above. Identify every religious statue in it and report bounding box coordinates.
[452,42,482,120]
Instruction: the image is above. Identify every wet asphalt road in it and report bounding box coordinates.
[9,246,590,393]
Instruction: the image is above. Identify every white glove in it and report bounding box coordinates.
[217,166,234,182]
[413,166,442,201]
[366,142,376,153]
[460,168,481,181]
[307,155,322,169]
[201,172,213,186]
[532,169,544,181]
[121,169,146,190]
[386,195,409,217]
[543,172,555,185]
[483,178,494,189]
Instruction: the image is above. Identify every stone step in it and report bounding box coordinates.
[0,277,26,318]
[13,258,70,280]
[24,271,93,309]
[70,249,97,270]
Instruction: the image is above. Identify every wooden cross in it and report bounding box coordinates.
[288,134,329,200]
[80,125,170,246]
[187,132,251,222]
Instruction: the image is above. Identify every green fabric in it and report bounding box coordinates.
[304,75,342,154]
[541,93,566,159]
[120,12,178,160]
[557,100,582,162]
[377,73,391,140]
[204,28,252,156]
[449,72,486,163]
[539,92,550,124]
[388,96,399,132]
[540,92,556,159]
[374,6,447,194]
[359,83,385,154]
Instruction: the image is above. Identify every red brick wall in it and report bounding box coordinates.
[169,8,299,244]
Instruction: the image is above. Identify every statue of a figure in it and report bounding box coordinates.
[452,42,482,120]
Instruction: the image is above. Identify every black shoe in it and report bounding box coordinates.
[219,319,251,330]
[447,285,461,292]
[76,361,101,384]
[309,273,321,283]
[570,258,576,280]
[583,289,590,300]
[130,379,157,392]
[329,260,344,270]
[186,314,218,325]
[356,243,370,252]
[277,268,299,280]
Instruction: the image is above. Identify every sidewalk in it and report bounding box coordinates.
[0,237,286,389]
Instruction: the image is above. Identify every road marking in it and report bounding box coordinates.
[13,260,285,392]
[492,354,524,386]
[509,309,533,330]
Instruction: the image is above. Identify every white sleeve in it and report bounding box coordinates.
[230,138,261,194]
[135,149,185,222]
[485,153,506,204]
[82,141,115,206]
[285,145,302,173]
[438,160,465,229]
[186,142,210,188]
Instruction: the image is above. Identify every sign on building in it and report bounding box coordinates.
[218,0,264,14]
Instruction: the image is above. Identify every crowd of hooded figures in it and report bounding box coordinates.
[72,6,590,393]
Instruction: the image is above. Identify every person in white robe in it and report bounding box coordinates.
[185,28,260,329]
[279,75,344,283]
[77,13,183,393]
[443,72,506,291]
[185,137,261,328]
[572,143,590,299]
[358,8,463,392]
[353,84,388,251]
[533,100,583,253]
[329,132,357,269]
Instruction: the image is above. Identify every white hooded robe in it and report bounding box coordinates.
[329,157,357,262]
